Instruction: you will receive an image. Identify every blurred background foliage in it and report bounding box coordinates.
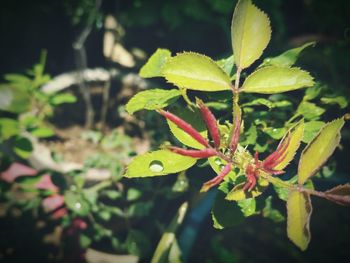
[0,0,349,262]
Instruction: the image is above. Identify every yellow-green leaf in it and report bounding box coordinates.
[162,52,231,91]
[242,66,314,94]
[208,156,237,181]
[139,48,171,78]
[273,120,304,170]
[287,191,312,251]
[231,0,271,69]
[126,89,181,114]
[167,107,208,149]
[125,150,197,178]
[225,178,269,201]
[298,117,344,185]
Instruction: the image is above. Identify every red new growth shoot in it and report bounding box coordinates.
[169,147,217,158]
[201,163,232,192]
[243,164,257,192]
[158,110,209,147]
[230,113,241,154]
[262,134,291,170]
[197,100,221,148]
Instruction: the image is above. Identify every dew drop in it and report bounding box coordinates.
[149,160,164,172]
[214,158,222,165]
[75,202,82,210]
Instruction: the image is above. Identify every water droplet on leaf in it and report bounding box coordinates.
[149,160,164,172]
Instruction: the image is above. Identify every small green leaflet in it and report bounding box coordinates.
[0,118,19,140]
[139,48,172,78]
[126,89,181,114]
[302,121,325,143]
[50,93,77,105]
[0,84,31,113]
[162,52,232,91]
[241,66,314,94]
[261,42,315,68]
[287,191,312,251]
[216,55,236,77]
[125,150,197,178]
[231,0,271,69]
[167,107,208,149]
[298,117,344,185]
[296,101,325,120]
[321,96,348,109]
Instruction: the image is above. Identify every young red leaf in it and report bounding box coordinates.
[169,147,217,158]
[197,99,221,148]
[201,163,232,192]
[229,113,241,153]
[158,110,209,147]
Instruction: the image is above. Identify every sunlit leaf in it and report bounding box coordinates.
[140,48,172,78]
[125,150,197,178]
[162,52,231,91]
[126,89,181,114]
[167,107,207,149]
[241,66,314,94]
[273,120,304,170]
[287,191,312,251]
[261,42,315,68]
[264,127,286,140]
[298,117,344,185]
[225,178,269,201]
[231,0,271,69]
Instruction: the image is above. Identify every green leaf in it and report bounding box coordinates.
[30,127,55,138]
[0,84,31,113]
[0,118,19,140]
[237,198,256,217]
[321,96,348,109]
[126,89,181,114]
[261,42,315,68]
[127,188,142,201]
[13,136,33,159]
[64,191,90,216]
[287,191,312,251]
[242,66,314,94]
[298,117,344,185]
[303,121,325,143]
[167,107,207,149]
[303,84,322,101]
[125,150,197,178]
[242,98,274,109]
[216,55,236,77]
[80,234,92,248]
[104,190,122,200]
[211,191,244,229]
[50,93,77,105]
[274,120,304,170]
[231,0,271,69]
[264,127,286,140]
[262,196,285,223]
[140,48,172,78]
[225,178,269,201]
[296,101,325,120]
[162,52,231,91]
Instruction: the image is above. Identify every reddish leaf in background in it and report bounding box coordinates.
[36,174,59,192]
[0,162,37,183]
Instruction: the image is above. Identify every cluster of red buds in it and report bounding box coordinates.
[158,100,291,193]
